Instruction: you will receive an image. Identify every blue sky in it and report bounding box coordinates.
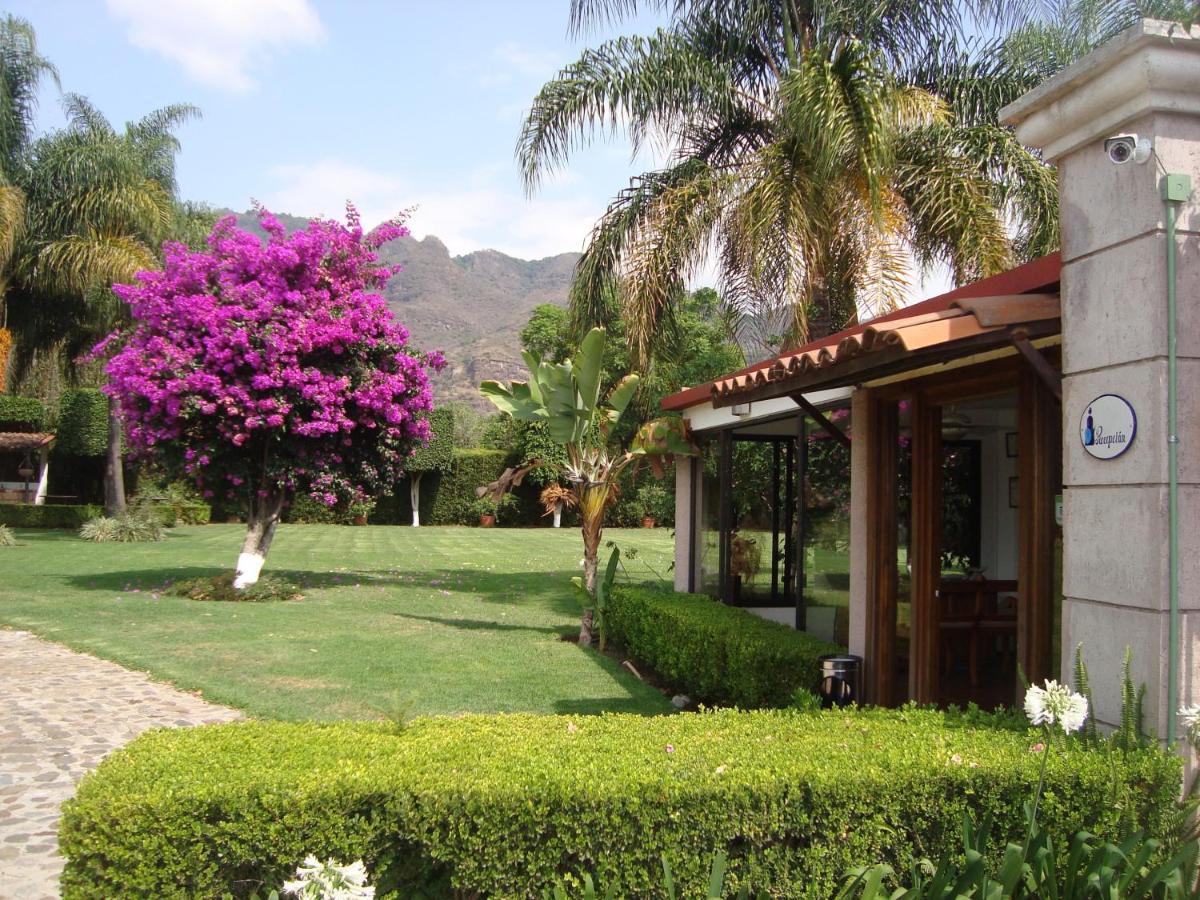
[8,0,670,260]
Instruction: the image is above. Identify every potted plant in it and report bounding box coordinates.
[474,496,498,527]
[634,483,668,528]
[539,483,575,528]
[348,498,375,526]
[729,532,761,602]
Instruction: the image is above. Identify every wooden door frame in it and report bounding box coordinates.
[909,392,942,705]
[862,352,1062,707]
[863,392,899,706]
[1018,369,1059,688]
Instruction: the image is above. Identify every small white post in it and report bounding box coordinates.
[34,449,49,506]
[410,473,422,527]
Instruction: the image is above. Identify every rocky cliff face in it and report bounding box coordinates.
[232,211,579,408]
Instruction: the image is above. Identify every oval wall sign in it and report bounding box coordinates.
[1080,394,1137,460]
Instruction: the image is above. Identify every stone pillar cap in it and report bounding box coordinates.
[1001,18,1200,162]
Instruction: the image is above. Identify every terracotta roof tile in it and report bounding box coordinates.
[711,293,1060,403]
[0,432,54,452]
[661,251,1062,412]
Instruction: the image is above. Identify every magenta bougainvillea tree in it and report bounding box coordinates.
[104,206,445,586]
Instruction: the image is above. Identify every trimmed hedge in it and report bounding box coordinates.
[406,407,455,474]
[428,448,509,524]
[55,389,109,456]
[609,586,840,708]
[0,503,101,528]
[148,501,211,527]
[372,448,511,526]
[59,710,1180,899]
[0,394,44,429]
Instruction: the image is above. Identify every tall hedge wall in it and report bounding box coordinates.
[55,389,108,456]
[371,448,510,525]
[0,395,44,430]
[59,710,1180,899]
[406,407,454,474]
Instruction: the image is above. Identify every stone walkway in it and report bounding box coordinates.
[0,629,241,899]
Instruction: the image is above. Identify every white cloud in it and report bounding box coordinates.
[106,0,324,92]
[257,159,602,260]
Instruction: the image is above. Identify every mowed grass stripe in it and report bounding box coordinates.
[0,525,675,720]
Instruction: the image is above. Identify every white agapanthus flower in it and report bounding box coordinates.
[1179,705,1200,749]
[283,856,374,900]
[1024,680,1089,735]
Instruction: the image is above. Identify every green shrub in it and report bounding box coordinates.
[170,574,301,603]
[0,524,14,546]
[286,494,356,525]
[0,503,102,529]
[406,407,455,474]
[372,448,512,526]
[428,448,509,525]
[59,709,1181,899]
[130,477,212,526]
[608,586,840,708]
[0,394,44,429]
[79,508,164,543]
[55,389,108,456]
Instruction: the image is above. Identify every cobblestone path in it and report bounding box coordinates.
[0,629,241,899]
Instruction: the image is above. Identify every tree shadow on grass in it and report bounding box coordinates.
[57,567,588,617]
[392,612,570,637]
[552,697,674,716]
[59,567,387,594]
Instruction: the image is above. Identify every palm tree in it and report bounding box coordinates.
[7,95,198,513]
[519,1,1060,364]
[0,14,57,377]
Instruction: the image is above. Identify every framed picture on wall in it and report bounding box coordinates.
[1005,432,1018,458]
[1008,476,1019,508]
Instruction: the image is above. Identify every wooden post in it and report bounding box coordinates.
[864,392,899,705]
[909,392,943,705]
[1018,370,1059,690]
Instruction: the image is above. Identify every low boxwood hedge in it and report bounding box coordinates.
[58,709,1179,899]
[0,503,101,529]
[608,586,840,708]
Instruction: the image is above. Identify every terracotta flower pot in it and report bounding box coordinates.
[641,516,656,529]
[479,514,496,528]
[352,515,368,526]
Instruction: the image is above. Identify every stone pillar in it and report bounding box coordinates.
[674,456,694,592]
[1003,19,1200,735]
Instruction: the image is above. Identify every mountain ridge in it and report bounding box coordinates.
[229,210,580,408]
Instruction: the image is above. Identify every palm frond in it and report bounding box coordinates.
[517,29,744,192]
[61,93,114,137]
[0,15,58,174]
[895,124,1012,282]
[31,231,156,298]
[619,160,729,365]
[570,157,717,337]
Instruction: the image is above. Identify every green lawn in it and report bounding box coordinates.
[0,525,676,720]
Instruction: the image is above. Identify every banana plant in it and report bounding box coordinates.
[481,327,693,647]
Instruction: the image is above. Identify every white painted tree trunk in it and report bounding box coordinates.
[410,473,422,527]
[552,501,562,528]
[233,491,285,589]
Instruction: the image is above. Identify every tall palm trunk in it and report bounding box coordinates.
[577,482,610,646]
[103,394,125,516]
[234,489,285,589]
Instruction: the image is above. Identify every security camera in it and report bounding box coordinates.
[1104,134,1152,165]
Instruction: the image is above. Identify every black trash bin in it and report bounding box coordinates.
[818,654,862,708]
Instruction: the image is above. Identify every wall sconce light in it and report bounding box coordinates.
[731,402,751,417]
